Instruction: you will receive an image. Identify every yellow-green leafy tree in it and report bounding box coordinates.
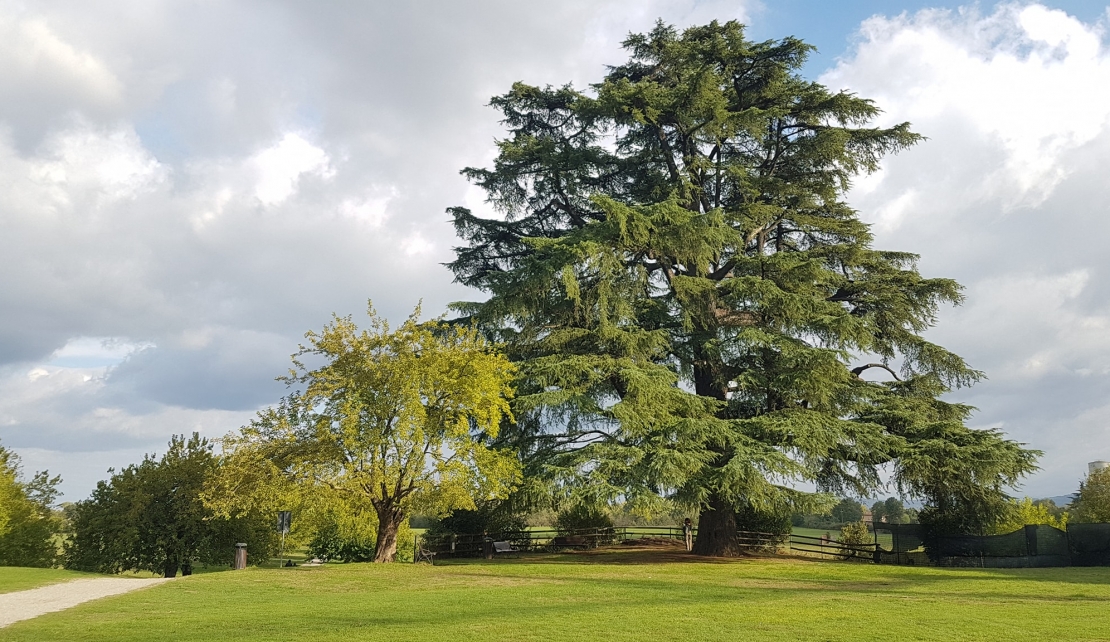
[0,440,61,567]
[990,497,1068,534]
[207,304,520,562]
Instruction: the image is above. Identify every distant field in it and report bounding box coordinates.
[0,567,95,594]
[3,547,1110,641]
[792,526,895,550]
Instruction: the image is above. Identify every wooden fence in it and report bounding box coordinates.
[419,526,693,559]
[419,526,877,562]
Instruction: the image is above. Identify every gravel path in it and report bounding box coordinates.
[0,577,171,628]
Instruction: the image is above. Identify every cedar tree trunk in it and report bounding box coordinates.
[690,357,742,557]
[692,492,742,557]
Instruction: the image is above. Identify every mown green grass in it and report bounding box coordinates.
[0,567,95,594]
[3,548,1109,641]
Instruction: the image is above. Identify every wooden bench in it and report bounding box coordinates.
[416,547,437,565]
[493,541,520,558]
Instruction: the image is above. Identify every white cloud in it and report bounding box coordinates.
[338,190,394,227]
[0,16,122,109]
[871,189,918,232]
[932,270,1110,381]
[31,123,167,204]
[251,133,333,205]
[829,3,1110,211]
[49,336,153,368]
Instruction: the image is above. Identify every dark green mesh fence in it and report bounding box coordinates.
[874,524,1074,567]
[930,525,1070,568]
[876,523,924,553]
[1067,523,1110,566]
[873,523,928,565]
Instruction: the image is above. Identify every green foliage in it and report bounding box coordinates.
[790,493,855,529]
[1070,468,1110,523]
[65,434,277,577]
[871,497,911,524]
[839,520,871,547]
[427,499,529,538]
[735,500,791,535]
[1033,498,1067,522]
[606,502,695,527]
[448,19,1038,554]
[0,441,62,567]
[831,499,864,524]
[863,377,1038,540]
[307,523,377,563]
[207,304,520,563]
[555,504,614,533]
[989,497,1068,534]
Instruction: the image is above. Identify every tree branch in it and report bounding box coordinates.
[851,363,901,381]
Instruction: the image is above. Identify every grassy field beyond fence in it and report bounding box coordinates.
[3,546,1110,641]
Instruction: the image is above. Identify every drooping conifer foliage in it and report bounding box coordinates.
[448,20,1038,555]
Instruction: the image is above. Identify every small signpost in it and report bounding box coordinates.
[277,510,292,568]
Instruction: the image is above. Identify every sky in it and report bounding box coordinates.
[1,0,1109,501]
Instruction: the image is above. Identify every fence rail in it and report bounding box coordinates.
[419,526,693,559]
[418,522,1110,569]
[420,526,877,562]
[788,533,877,561]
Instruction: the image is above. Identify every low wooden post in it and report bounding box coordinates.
[234,543,247,570]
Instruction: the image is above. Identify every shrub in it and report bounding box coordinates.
[555,504,614,534]
[307,523,377,562]
[839,520,871,546]
[427,499,528,539]
[303,507,401,563]
[838,520,872,561]
[735,501,791,536]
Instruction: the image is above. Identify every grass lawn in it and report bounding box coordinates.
[3,547,1109,641]
[0,567,96,594]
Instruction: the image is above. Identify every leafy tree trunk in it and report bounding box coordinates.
[373,502,404,563]
[692,492,741,557]
[162,551,179,578]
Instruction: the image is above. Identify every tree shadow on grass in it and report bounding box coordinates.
[433,544,1110,586]
[434,545,749,566]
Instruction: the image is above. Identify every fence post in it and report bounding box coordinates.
[1024,524,1038,557]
